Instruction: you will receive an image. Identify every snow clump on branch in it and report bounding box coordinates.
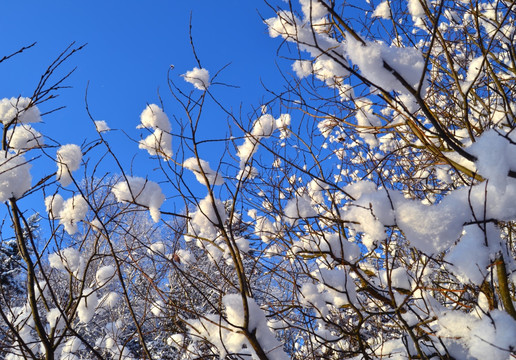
[182,67,210,90]
[237,113,291,169]
[187,294,289,360]
[112,176,165,223]
[6,125,43,150]
[0,151,31,202]
[0,97,41,124]
[138,104,173,159]
[56,144,82,187]
[183,157,224,186]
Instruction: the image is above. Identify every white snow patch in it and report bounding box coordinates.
[96,265,116,286]
[112,176,165,223]
[373,1,391,19]
[0,151,31,202]
[183,157,224,186]
[94,120,110,132]
[56,144,82,187]
[182,67,210,90]
[0,97,41,124]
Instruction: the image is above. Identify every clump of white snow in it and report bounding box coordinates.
[138,104,172,159]
[56,144,82,187]
[445,224,499,285]
[0,151,32,202]
[188,294,288,360]
[45,194,64,220]
[292,60,313,78]
[186,195,227,242]
[299,0,328,20]
[48,247,84,274]
[407,0,426,19]
[6,125,43,150]
[94,120,110,132]
[183,157,224,186]
[182,67,210,90]
[139,104,171,132]
[77,288,99,323]
[96,265,116,286]
[468,130,514,193]
[372,1,391,19]
[284,195,318,224]
[345,36,427,95]
[47,308,65,331]
[175,249,196,265]
[237,113,291,169]
[112,176,165,223]
[59,195,89,235]
[148,241,166,255]
[0,97,41,124]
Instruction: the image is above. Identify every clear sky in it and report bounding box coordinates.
[0,0,289,206]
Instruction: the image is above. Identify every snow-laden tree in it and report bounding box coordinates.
[1,0,516,359]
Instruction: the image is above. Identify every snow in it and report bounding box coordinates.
[438,310,516,359]
[48,247,83,274]
[284,194,318,224]
[237,165,258,180]
[139,129,173,159]
[96,265,116,286]
[59,195,89,235]
[342,186,396,249]
[77,288,99,323]
[188,295,288,360]
[343,180,377,199]
[407,0,426,18]
[0,97,41,124]
[101,292,120,308]
[345,36,427,95]
[139,104,171,132]
[292,60,313,78]
[313,57,350,87]
[167,334,185,349]
[148,241,166,255]
[56,144,82,187]
[237,113,291,168]
[6,303,40,359]
[175,249,196,265]
[183,157,224,186]
[388,267,412,291]
[373,1,391,19]
[182,67,210,90]
[445,224,499,285]
[94,120,110,132]
[60,337,83,360]
[355,98,382,147]
[468,130,514,192]
[276,113,291,139]
[138,104,173,159]
[0,151,31,202]
[266,11,339,57]
[112,176,165,222]
[237,115,273,168]
[300,267,357,316]
[6,125,43,150]
[186,195,227,243]
[47,308,65,331]
[151,300,165,316]
[45,194,64,219]
[299,0,328,20]
[395,194,467,254]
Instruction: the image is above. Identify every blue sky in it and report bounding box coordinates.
[0,1,291,208]
[0,0,284,147]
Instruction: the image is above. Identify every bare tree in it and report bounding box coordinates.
[1,1,516,359]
